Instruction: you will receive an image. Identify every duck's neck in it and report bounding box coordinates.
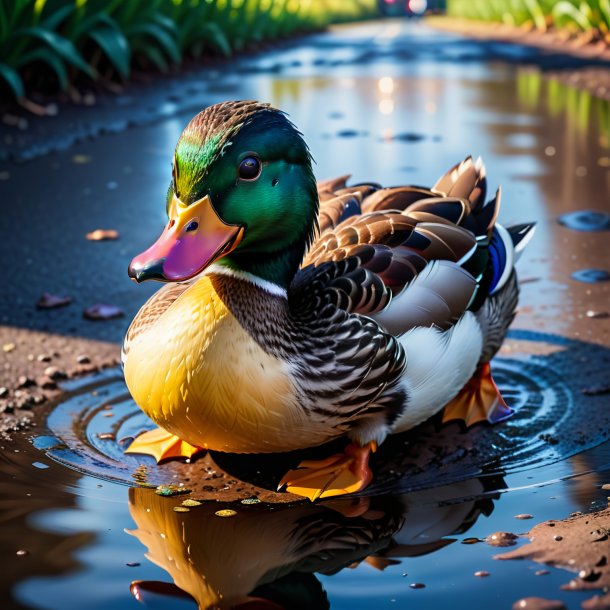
[216,241,306,290]
[207,263,288,298]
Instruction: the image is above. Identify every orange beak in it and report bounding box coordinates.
[128,194,244,283]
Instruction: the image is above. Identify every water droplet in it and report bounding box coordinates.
[409,582,425,589]
[16,549,28,556]
[474,571,490,577]
[515,514,534,520]
[126,562,140,567]
[173,506,189,513]
[558,210,610,232]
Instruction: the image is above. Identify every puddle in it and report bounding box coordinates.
[571,269,610,283]
[36,330,610,499]
[2,19,610,610]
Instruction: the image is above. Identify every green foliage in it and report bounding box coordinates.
[448,0,610,36]
[0,0,378,102]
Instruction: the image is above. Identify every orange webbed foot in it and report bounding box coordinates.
[278,442,376,502]
[124,427,206,463]
[442,362,513,427]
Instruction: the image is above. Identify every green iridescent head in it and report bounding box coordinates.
[128,101,318,289]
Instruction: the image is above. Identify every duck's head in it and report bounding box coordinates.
[128,100,318,288]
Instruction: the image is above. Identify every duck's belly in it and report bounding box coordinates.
[124,276,330,453]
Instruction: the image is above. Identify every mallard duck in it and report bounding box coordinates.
[123,100,535,501]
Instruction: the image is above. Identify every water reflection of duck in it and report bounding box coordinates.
[123,100,534,500]
[127,478,500,609]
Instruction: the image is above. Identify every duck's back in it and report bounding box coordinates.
[289,156,534,436]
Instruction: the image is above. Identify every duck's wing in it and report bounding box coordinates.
[121,281,192,365]
[297,157,511,337]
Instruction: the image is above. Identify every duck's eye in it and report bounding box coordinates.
[185,220,198,232]
[238,156,261,181]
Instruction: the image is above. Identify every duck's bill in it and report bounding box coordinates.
[128,194,244,283]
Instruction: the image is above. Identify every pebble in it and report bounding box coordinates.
[76,355,91,364]
[486,532,519,547]
[173,506,190,512]
[17,376,35,389]
[16,549,28,557]
[586,310,610,319]
[36,293,72,309]
[461,537,481,544]
[579,569,602,582]
[515,514,534,520]
[83,304,124,320]
[38,376,58,390]
[512,597,566,610]
[3,343,15,352]
[36,354,52,362]
[125,562,140,567]
[554,535,563,541]
[43,366,67,381]
[0,387,7,398]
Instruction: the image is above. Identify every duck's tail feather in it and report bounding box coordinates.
[487,222,536,294]
[507,222,537,262]
[432,155,487,210]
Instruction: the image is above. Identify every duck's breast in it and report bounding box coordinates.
[124,276,330,453]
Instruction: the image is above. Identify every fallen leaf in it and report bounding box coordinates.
[86,229,119,241]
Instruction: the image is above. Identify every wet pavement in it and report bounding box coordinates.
[1,18,610,610]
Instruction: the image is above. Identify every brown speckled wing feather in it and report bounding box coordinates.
[295,158,490,335]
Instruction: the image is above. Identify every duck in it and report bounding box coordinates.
[122,100,535,501]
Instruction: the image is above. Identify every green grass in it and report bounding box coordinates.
[0,0,378,103]
[447,0,610,38]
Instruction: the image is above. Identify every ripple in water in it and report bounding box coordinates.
[35,330,610,499]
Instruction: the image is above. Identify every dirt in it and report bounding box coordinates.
[498,502,610,606]
[0,325,119,435]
